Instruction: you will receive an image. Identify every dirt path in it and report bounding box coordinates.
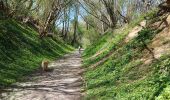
[1,50,84,100]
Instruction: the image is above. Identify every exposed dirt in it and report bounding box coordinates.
[142,14,170,64]
[0,50,85,100]
[125,20,146,42]
[89,21,147,69]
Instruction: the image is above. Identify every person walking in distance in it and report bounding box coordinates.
[78,45,82,54]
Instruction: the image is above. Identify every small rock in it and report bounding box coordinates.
[1,93,8,97]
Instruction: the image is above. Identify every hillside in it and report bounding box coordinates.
[83,12,170,99]
[0,19,73,87]
[1,0,166,100]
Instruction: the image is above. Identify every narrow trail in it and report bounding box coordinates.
[1,50,84,100]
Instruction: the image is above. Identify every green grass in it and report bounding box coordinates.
[0,19,74,87]
[82,10,157,68]
[83,27,130,68]
[83,10,170,100]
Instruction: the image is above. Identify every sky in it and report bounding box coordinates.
[56,3,87,29]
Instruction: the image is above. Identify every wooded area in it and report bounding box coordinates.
[1,0,170,100]
[0,0,163,46]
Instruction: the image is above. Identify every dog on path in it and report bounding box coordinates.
[41,60,49,71]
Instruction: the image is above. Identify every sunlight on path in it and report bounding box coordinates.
[1,50,84,100]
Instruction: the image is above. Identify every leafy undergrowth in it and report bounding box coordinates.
[82,11,154,68]
[0,19,73,87]
[83,11,170,99]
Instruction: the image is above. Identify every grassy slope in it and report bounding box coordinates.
[0,19,73,87]
[83,15,145,68]
[83,12,170,100]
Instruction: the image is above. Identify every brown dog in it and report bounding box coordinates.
[41,60,49,71]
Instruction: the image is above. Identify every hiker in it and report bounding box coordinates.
[78,45,82,54]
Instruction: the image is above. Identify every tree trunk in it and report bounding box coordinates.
[72,2,79,45]
[0,0,4,10]
[102,0,117,29]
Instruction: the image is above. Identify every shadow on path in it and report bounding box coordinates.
[1,50,84,100]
